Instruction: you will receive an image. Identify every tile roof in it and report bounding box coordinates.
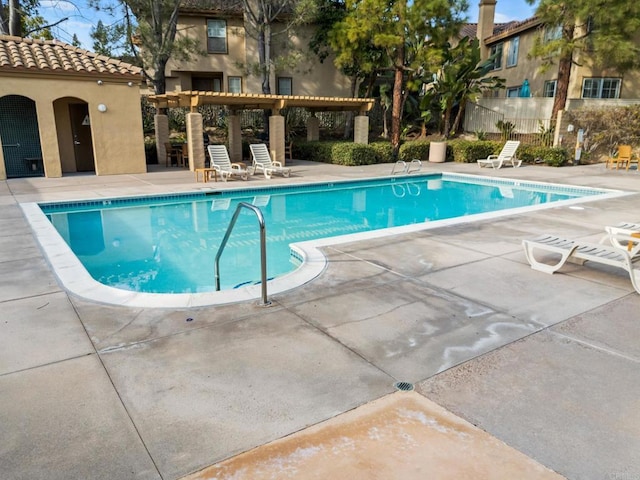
[461,16,541,43]
[180,0,244,14]
[0,35,142,80]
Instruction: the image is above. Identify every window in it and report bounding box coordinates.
[489,43,503,70]
[543,25,562,43]
[192,74,223,92]
[543,80,557,98]
[207,19,227,53]
[228,76,242,93]
[506,37,519,67]
[582,78,621,99]
[277,77,292,95]
[506,86,520,98]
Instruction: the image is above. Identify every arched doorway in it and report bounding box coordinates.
[54,97,96,173]
[0,95,44,178]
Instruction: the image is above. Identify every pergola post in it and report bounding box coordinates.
[155,112,169,165]
[228,111,243,163]
[307,113,319,141]
[354,114,369,144]
[186,112,205,170]
[269,113,286,165]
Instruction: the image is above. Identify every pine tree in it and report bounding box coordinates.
[334,0,467,154]
[527,0,640,120]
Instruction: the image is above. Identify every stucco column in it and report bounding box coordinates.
[307,114,320,141]
[269,114,286,165]
[227,112,242,163]
[186,112,205,170]
[354,115,369,145]
[36,102,62,177]
[155,113,169,165]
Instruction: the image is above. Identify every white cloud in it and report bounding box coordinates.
[40,0,77,12]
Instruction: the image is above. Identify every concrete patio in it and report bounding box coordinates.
[1,160,639,479]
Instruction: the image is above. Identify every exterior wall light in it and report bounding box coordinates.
[97,104,108,113]
[97,80,103,85]
[127,81,134,87]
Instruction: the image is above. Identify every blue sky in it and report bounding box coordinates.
[39,0,538,51]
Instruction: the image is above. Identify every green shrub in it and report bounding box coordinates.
[330,143,380,166]
[294,140,393,165]
[368,141,395,163]
[398,140,431,162]
[517,145,569,167]
[449,140,500,163]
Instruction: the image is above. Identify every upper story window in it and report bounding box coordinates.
[228,76,242,94]
[582,77,621,99]
[543,80,557,98]
[506,86,520,98]
[277,77,292,95]
[543,25,562,43]
[506,37,519,67]
[207,19,227,54]
[489,43,503,70]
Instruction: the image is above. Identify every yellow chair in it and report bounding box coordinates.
[606,145,632,170]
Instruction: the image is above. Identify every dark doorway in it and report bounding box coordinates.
[0,95,44,178]
[69,103,95,172]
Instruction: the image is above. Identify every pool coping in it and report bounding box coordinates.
[21,172,631,308]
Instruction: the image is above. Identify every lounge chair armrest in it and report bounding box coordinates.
[486,155,498,160]
[273,161,283,168]
[605,226,640,255]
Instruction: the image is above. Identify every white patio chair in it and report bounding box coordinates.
[477,140,521,169]
[207,145,249,181]
[249,144,291,179]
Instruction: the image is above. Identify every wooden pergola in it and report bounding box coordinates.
[147,91,376,170]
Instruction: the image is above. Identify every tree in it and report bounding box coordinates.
[1,0,54,37]
[87,0,201,94]
[526,0,640,121]
[335,0,467,154]
[238,0,319,95]
[421,36,504,138]
[310,0,386,137]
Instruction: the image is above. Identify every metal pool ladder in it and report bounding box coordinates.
[214,202,271,306]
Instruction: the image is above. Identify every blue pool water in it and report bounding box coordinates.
[40,174,602,293]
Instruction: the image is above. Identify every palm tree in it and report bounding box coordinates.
[421,37,504,139]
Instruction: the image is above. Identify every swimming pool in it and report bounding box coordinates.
[22,173,624,307]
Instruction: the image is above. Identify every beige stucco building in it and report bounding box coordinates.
[164,1,353,97]
[0,35,146,179]
[469,0,640,101]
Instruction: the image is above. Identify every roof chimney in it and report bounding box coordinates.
[477,0,497,59]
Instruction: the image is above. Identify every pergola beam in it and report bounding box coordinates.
[147,91,375,113]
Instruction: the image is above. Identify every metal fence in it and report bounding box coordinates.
[464,102,554,147]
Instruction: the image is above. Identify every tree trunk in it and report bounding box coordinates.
[154,60,167,94]
[391,59,404,155]
[552,22,575,122]
[552,52,572,122]
[9,0,21,37]
[451,99,467,135]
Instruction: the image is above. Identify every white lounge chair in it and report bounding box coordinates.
[249,144,291,179]
[207,145,249,181]
[477,140,521,169]
[523,229,640,293]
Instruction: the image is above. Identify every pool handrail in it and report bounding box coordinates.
[214,202,271,306]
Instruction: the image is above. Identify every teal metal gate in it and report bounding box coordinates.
[0,95,44,178]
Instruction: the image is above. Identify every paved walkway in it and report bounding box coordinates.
[1,161,639,479]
